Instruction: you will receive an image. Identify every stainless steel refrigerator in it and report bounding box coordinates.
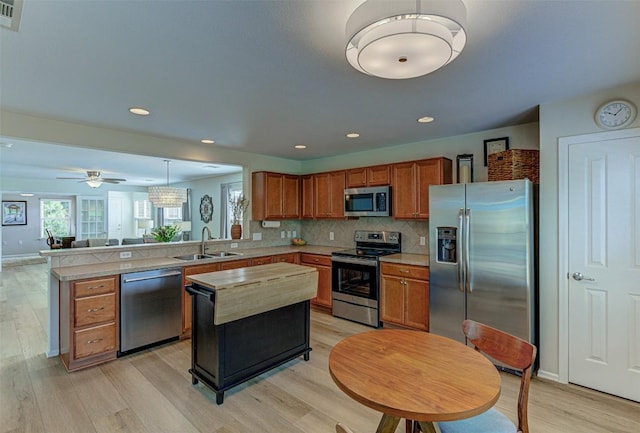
[428,179,536,346]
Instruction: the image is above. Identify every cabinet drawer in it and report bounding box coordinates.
[185,263,220,276]
[74,276,116,297]
[272,253,297,263]
[220,258,252,270]
[74,293,116,327]
[74,322,116,359]
[300,253,331,267]
[251,256,273,266]
[381,262,429,280]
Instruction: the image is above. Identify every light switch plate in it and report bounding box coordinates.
[120,251,132,259]
[419,236,426,246]
[252,232,262,241]
[329,231,334,241]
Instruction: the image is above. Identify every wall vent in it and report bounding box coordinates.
[0,0,23,31]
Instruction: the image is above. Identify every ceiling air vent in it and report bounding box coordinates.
[0,0,23,31]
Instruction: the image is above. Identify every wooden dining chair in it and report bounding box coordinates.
[336,422,355,433]
[411,319,537,433]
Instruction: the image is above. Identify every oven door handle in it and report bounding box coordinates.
[331,257,379,267]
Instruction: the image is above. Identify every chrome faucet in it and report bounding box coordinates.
[201,226,212,254]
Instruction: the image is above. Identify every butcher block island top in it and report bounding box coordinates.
[186,262,318,325]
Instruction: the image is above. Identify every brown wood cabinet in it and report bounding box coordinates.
[59,275,118,371]
[346,164,391,187]
[220,258,252,270]
[380,262,429,331]
[182,263,220,337]
[301,175,314,219]
[252,171,300,220]
[313,170,345,218]
[272,253,299,264]
[300,253,332,309]
[392,157,452,219]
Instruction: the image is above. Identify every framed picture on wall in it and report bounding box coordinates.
[2,201,27,226]
[483,136,509,166]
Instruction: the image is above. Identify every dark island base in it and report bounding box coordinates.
[187,284,311,405]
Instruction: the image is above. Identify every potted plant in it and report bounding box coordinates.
[229,194,249,239]
[151,224,181,243]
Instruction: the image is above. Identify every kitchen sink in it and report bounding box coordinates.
[208,251,242,257]
[173,254,216,261]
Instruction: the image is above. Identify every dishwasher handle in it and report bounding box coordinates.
[185,284,215,302]
[122,270,182,284]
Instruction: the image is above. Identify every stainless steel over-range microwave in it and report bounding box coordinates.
[344,186,391,217]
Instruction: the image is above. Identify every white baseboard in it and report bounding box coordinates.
[537,369,561,382]
[46,349,59,358]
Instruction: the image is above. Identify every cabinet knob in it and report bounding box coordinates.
[87,338,104,344]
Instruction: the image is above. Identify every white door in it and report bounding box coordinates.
[108,197,123,241]
[567,133,640,401]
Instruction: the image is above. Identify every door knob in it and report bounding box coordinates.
[572,272,595,281]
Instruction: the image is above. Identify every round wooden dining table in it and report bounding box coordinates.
[329,329,501,433]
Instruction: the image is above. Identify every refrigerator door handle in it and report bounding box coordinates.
[458,208,465,292]
[465,208,472,292]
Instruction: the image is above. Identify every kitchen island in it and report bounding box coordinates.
[185,262,318,404]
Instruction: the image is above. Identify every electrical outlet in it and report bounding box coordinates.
[287,231,292,238]
[120,251,132,259]
[230,243,238,248]
[292,230,297,238]
[252,232,262,241]
[281,231,286,239]
[329,231,334,241]
[419,236,426,246]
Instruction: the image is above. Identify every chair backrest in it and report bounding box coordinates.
[122,237,144,245]
[462,320,537,433]
[71,239,89,248]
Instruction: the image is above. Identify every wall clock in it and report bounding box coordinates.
[595,99,637,130]
[199,194,214,223]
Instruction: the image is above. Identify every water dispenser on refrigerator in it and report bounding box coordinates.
[436,227,457,263]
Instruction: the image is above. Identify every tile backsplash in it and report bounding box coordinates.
[248,217,429,254]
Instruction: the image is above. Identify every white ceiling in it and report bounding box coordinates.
[1,0,639,183]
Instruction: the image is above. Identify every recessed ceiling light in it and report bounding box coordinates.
[20,193,34,197]
[129,107,150,116]
[201,139,215,144]
[346,132,360,138]
[294,144,307,149]
[417,116,435,123]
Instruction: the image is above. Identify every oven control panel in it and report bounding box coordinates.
[354,230,400,245]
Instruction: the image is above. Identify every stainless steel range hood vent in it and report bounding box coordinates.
[0,0,23,31]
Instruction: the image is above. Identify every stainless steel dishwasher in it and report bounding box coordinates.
[119,267,183,355]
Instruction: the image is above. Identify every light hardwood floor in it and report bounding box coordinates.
[1,262,639,433]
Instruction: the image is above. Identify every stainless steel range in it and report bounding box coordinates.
[331,230,401,327]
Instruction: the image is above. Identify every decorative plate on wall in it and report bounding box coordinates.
[200,194,214,223]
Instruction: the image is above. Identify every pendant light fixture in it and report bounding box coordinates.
[345,0,467,80]
[148,160,187,208]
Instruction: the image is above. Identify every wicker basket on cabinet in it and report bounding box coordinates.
[488,149,539,183]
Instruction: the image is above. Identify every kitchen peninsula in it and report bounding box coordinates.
[186,262,318,404]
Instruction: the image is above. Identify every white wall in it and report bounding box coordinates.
[301,122,540,178]
[538,82,640,379]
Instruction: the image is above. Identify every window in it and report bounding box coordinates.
[40,199,72,237]
[220,181,243,238]
[163,207,183,226]
[134,199,152,219]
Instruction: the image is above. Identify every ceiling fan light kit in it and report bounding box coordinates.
[345,0,467,79]
[148,160,187,208]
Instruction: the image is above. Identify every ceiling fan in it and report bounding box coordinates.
[56,170,126,188]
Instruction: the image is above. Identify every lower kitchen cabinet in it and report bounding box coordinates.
[59,275,118,371]
[272,253,298,264]
[183,263,221,337]
[380,262,429,331]
[220,258,252,270]
[300,253,332,309]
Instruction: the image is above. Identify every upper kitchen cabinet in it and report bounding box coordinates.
[346,164,391,188]
[251,172,300,220]
[313,170,346,218]
[301,175,314,219]
[392,157,452,219]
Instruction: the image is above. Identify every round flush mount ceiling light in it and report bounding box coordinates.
[345,0,467,80]
[346,132,360,138]
[201,139,215,144]
[294,144,307,149]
